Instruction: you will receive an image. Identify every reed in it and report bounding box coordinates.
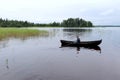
[0,28,48,40]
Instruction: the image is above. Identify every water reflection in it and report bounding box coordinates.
[76,47,80,54]
[1,27,120,80]
[63,28,92,33]
[63,28,92,38]
[0,40,8,48]
[48,29,60,38]
[60,45,101,54]
[6,59,9,70]
[0,32,49,49]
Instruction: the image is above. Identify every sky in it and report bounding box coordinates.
[0,0,120,25]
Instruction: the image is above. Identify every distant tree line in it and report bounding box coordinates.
[61,18,93,27]
[0,18,93,27]
[0,18,34,27]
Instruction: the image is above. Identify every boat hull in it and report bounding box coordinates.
[60,39,102,47]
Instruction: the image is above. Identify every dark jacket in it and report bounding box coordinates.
[77,37,80,43]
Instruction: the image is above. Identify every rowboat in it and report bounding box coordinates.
[60,39,102,47]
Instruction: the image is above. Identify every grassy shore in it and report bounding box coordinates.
[0,28,48,40]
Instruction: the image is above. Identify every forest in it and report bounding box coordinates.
[0,18,93,27]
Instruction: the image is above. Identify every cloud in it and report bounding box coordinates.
[100,9,114,16]
[0,0,120,25]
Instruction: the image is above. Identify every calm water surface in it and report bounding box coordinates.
[0,27,120,80]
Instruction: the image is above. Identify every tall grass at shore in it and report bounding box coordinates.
[0,28,48,40]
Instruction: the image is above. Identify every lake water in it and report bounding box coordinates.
[0,27,120,80]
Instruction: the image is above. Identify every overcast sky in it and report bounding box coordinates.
[0,0,120,25]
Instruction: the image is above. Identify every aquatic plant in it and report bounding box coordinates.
[0,28,48,40]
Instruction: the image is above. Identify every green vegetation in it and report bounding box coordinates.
[0,18,34,27]
[0,18,93,27]
[0,28,48,40]
[61,18,93,27]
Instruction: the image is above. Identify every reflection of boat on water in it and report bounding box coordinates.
[83,46,101,51]
[60,45,101,52]
[60,39,102,47]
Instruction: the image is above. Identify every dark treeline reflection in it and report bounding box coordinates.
[63,28,92,32]
[63,28,92,38]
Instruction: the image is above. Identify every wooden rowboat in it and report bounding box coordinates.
[60,39,102,47]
